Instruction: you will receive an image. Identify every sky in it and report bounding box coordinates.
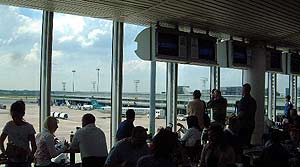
[0,5,289,94]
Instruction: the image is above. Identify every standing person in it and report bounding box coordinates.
[187,90,205,129]
[35,117,68,167]
[0,100,37,167]
[237,83,257,146]
[207,90,227,126]
[284,95,293,120]
[116,109,135,141]
[70,113,108,167]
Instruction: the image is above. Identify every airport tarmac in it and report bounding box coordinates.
[0,103,186,165]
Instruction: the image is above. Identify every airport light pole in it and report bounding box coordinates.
[62,82,66,91]
[134,80,140,93]
[72,70,76,92]
[96,68,100,92]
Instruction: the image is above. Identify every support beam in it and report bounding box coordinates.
[111,21,123,147]
[149,60,156,135]
[210,66,220,90]
[268,73,277,122]
[289,75,297,108]
[166,62,178,131]
[243,43,266,145]
[39,11,53,132]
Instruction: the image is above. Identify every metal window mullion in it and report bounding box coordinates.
[111,21,123,147]
[166,62,178,131]
[39,11,53,132]
[289,75,297,107]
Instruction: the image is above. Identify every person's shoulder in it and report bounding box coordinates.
[137,155,154,164]
[4,120,14,127]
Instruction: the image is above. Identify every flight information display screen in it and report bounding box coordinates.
[232,44,247,65]
[157,32,178,57]
[291,53,300,74]
[198,38,216,61]
[270,50,282,70]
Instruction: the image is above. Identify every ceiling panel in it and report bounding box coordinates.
[0,0,300,49]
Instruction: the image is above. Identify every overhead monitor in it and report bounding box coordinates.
[266,49,283,72]
[156,27,188,63]
[189,34,217,65]
[231,41,248,66]
[290,53,300,75]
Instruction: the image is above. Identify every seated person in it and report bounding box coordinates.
[260,130,290,167]
[200,123,235,167]
[105,126,150,167]
[137,129,178,167]
[177,116,201,147]
[289,109,300,125]
[35,117,68,167]
[70,114,108,167]
[224,116,242,162]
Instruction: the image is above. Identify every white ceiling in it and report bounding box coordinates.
[1,0,300,49]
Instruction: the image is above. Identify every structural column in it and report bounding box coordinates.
[111,21,123,147]
[268,73,277,121]
[243,43,266,145]
[149,60,156,135]
[39,11,53,132]
[166,62,178,131]
[210,66,220,91]
[289,75,297,108]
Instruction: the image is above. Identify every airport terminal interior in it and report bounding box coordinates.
[0,0,300,167]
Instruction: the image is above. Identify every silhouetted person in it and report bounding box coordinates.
[137,129,177,167]
[260,130,290,167]
[0,100,36,167]
[105,126,150,167]
[177,116,201,147]
[207,90,227,126]
[70,113,108,167]
[116,109,135,141]
[284,95,293,120]
[237,83,257,146]
[187,90,205,129]
[200,123,235,167]
[224,116,242,162]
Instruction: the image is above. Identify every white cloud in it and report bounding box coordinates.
[52,50,63,58]
[17,15,41,34]
[24,43,39,63]
[58,35,74,43]
[54,14,85,34]
[123,60,150,74]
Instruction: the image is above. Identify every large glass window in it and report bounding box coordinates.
[0,5,42,132]
[178,64,210,127]
[220,68,243,115]
[123,23,151,131]
[51,13,112,152]
[276,74,289,119]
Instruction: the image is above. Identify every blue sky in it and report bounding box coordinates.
[0,5,289,94]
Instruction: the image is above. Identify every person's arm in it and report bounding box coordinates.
[69,132,80,153]
[0,132,7,154]
[207,100,214,109]
[180,129,191,142]
[29,134,37,154]
[45,135,65,158]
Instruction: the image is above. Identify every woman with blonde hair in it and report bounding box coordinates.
[34,116,67,167]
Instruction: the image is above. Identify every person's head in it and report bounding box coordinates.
[44,116,59,134]
[228,116,240,133]
[214,89,222,98]
[187,116,200,129]
[208,123,224,145]
[242,83,251,96]
[211,89,216,98]
[82,113,96,127]
[126,109,135,121]
[10,100,25,122]
[152,129,177,159]
[285,95,291,102]
[131,126,148,147]
[193,90,201,99]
